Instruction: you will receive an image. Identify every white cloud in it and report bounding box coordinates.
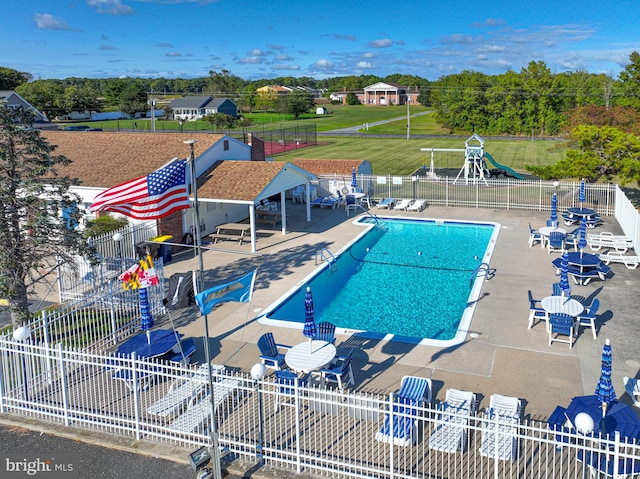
[249,48,266,56]
[315,59,335,69]
[272,64,301,71]
[33,13,71,31]
[368,38,393,48]
[166,51,182,57]
[87,0,135,16]
[356,61,373,68]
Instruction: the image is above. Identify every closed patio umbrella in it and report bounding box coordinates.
[303,287,316,352]
[550,192,558,226]
[559,250,571,299]
[351,167,358,191]
[139,287,154,343]
[578,216,588,258]
[595,338,616,420]
[579,178,586,206]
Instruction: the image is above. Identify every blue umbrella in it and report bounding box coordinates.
[578,216,587,257]
[595,338,616,418]
[351,167,358,191]
[139,287,154,343]
[579,178,586,205]
[303,287,316,352]
[550,192,558,226]
[559,250,571,298]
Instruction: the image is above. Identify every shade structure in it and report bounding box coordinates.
[351,167,358,190]
[578,216,588,256]
[303,287,316,348]
[139,287,154,343]
[579,178,586,204]
[595,338,616,417]
[550,192,558,225]
[559,250,572,298]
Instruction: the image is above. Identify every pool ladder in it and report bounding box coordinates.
[469,262,495,286]
[315,248,337,271]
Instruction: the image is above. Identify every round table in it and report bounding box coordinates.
[285,340,336,373]
[541,296,584,317]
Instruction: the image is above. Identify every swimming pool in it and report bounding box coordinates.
[258,216,500,347]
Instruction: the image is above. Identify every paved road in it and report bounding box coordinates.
[0,423,199,479]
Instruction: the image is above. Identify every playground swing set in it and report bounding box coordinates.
[420,134,523,185]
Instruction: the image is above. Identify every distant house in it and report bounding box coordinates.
[0,90,49,122]
[256,85,293,95]
[330,82,420,106]
[169,96,238,120]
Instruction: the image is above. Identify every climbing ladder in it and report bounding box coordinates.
[315,248,337,271]
[469,262,495,286]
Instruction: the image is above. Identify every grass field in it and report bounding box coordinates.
[274,137,566,175]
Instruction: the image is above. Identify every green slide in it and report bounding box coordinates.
[483,152,524,180]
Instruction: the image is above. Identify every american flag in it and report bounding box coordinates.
[89,158,190,220]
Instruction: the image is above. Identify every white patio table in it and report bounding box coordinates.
[285,340,336,374]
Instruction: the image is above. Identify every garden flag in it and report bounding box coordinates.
[195,270,256,316]
[89,158,190,220]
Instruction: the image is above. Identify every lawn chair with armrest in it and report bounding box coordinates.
[257,332,290,371]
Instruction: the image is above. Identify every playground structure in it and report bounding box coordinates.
[420,134,523,185]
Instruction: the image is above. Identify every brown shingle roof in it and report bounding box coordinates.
[42,131,224,188]
[197,161,291,202]
[291,158,364,176]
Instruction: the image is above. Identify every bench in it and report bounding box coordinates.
[256,212,282,227]
[209,233,244,245]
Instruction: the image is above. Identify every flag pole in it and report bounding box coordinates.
[185,139,222,479]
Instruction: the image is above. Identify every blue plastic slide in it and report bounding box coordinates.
[483,152,524,180]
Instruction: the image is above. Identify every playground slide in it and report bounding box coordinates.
[483,152,524,180]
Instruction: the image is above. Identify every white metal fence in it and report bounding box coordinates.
[0,338,638,479]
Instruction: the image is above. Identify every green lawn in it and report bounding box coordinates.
[275,137,566,175]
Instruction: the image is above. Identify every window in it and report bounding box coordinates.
[224,140,229,150]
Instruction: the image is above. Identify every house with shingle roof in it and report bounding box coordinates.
[43,131,315,252]
[0,90,49,122]
[169,96,238,120]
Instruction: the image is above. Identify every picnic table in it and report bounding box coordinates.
[211,223,251,244]
[256,210,282,227]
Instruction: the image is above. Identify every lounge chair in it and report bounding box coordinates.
[548,313,575,349]
[376,198,396,209]
[479,394,522,460]
[311,196,338,209]
[575,298,599,339]
[147,364,223,418]
[428,388,476,453]
[597,252,640,270]
[623,376,640,407]
[394,199,412,210]
[166,338,196,365]
[375,375,432,446]
[587,232,633,253]
[406,199,427,212]
[257,332,290,371]
[528,223,543,248]
[168,377,240,433]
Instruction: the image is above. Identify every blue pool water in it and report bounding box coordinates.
[258,217,500,346]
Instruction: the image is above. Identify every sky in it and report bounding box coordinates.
[3,0,640,82]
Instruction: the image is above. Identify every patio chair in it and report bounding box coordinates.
[564,227,581,250]
[547,231,566,254]
[527,290,547,330]
[166,338,196,366]
[316,321,336,344]
[406,199,427,212]
[292,185,305,203]
[168,377,240,434]
[548,313,576,349]
[376,198,395,209]
[345,194,359,216]
[335,190,347,208]
[528,223,543,248]
[428,388,477,453]
[479,394,522,460]
[575,298,599,339]
[257,332,290,371]
[552,282,571,297]
[547,219,559,228]
[394,199,412,210]
[316,350,354,389]
[376,375,433,447]
[147,364,222,418]
[274,369,309,411]
[623,376,640,407]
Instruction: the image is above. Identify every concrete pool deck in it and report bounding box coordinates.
[164,202,640,420]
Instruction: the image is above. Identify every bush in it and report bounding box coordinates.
[83,215,129,238]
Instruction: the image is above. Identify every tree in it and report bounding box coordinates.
[15,80,66,119]
[345,92,360,105]
[255,89,277,112]
[204,112,234,131]
[0,67,32,90]
[0,107,95,328]
[286,91,314,119]
[119,82,148,117]
[615,51,640,108]
[526,125,640,184]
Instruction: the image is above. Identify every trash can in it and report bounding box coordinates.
[149,235,173,264]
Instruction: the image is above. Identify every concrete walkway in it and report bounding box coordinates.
[163,202,640,419]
